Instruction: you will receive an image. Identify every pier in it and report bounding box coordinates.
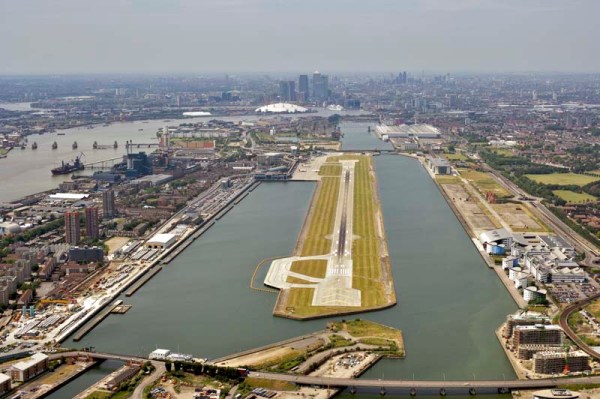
[125,266,162,297]
[73,300,123,341]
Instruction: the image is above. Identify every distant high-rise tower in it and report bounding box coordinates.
[312,71,329,102]
[278,81,296,102]
[298,75,309,102]
[85,207,99,240]
[64,211,81,245]
[102,190,116,219]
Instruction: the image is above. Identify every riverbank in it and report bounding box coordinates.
[415,155,528,309]
[54,178,259,344]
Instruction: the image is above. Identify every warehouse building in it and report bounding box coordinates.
[375,123,440,139]
[145,233,177,250]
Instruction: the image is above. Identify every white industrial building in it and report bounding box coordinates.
[149,349,171,360]
[375,123,440,139]
[145,233,177,250]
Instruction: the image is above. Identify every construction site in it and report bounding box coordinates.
[265,154,396,319]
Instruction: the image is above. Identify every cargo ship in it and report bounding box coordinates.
[51,154,85,175]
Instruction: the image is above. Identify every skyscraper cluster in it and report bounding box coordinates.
[278,80,296,102]
[311,71,329,102]
[395,72,408,84]
[278,71,329,104]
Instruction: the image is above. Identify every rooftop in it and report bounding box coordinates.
[147,233,176,244]
[255,103,308,113]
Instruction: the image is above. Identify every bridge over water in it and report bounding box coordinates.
[51,351,597,394]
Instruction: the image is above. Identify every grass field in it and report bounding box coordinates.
[328,319,404,356]
[490,148,514,156]
[286,276,313,284]
[318,163,342,176]
[280,155,393,318]
[289,260,327,279]
[526,173,600,186]
[458,168,512,198]
[553,189,597,203]
[435,175,461,184]
[445,153,468,161]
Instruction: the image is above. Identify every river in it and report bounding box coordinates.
[44,360,123,399]
[65,121,516,381]
[0,107,367,202]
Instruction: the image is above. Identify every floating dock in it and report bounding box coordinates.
[111,304,132,314]
[125,266,162,297]
[73,300,122,341]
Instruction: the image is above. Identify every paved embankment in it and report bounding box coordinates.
[73,300,122,341]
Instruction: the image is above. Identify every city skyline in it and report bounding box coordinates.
[1,0,599,75]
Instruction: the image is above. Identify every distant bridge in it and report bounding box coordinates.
[333,149,396,154]
[126,142,160,150]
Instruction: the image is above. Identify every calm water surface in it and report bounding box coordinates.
[69,122,516,380]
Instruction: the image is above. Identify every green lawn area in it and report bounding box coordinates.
[435,175,460,184]
[526,173,600,186]
[445,153,467,161]
[458,168,512,198]
[318,163,342,176]
[491,148,514,156]
[0,148,9,156]
[282,155,393,317]
[290,260,327,279]
[328,319,404,356]
[553,190,597,204]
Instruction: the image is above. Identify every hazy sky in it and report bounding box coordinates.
[1,0,599,74]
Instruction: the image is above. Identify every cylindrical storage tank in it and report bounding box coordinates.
[511,247,520,257]
[502,257,513,270]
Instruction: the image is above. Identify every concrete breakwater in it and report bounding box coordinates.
[73,300,123,341]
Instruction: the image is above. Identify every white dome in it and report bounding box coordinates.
[255,103,308,114]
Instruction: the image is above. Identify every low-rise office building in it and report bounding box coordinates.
[533,350,590,374]
[513,325,562,348]
[10,353,49,382]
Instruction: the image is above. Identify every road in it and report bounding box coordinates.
[133,361,165,398]
[558,292,600,361]
[248,371,593,390]
[47,350,600,392]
